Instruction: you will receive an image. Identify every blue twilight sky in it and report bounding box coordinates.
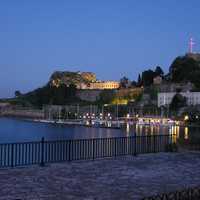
[0,0,200,98]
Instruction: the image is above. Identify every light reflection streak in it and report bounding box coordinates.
[184,127,189,140]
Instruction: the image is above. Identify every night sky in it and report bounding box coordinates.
[0,0,200,98]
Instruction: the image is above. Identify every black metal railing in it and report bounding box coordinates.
[142,186,200,200]
[0,134,173,168]
[180,142,200,151]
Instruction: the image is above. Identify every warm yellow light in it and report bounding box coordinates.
[126,123,130,133]
[111,98,128,105]
[184,115,189,121]
[175,121,179,125]
[184,127,189,140]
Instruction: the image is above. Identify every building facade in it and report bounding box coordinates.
[88,81,120,90]
[50,71,119,90]
[158,92,200,107]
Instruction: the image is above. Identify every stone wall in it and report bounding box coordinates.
[76,90,102,102]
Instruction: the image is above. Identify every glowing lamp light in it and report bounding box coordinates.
[184,115,189,121]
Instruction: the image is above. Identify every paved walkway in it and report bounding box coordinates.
[0,152,200,200]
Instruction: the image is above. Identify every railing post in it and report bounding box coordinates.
[153,135,156,153]
[92,139,95,160]
[134,135,137,156]
[68,140,71,161]
[40,137,45,166]
[11,143,14,167]
[115,138,117,158]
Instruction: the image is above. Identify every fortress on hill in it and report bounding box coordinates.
[50,71,120,90]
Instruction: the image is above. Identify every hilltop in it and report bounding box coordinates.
[3,53,200,108]
[169,53,200,88]
[49,71,96,88]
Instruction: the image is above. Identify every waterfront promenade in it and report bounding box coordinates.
[0,152,200,200]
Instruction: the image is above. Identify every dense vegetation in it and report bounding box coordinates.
[12,84,79,108]
[119,66,164,88]
[140,66,164,87]
[169,93,187,111]
[169,55,200,88]
[97,89,142,105]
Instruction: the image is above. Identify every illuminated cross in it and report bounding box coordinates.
[189,37,195,53]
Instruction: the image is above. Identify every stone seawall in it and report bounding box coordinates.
[0,109,44,119]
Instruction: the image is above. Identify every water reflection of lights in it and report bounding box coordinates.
[155,125,160,134]
[169,125,180,143]
[107,121,112,127]
[139,125,143,135]
[150,126,154,135]
[171,126,180,137]
[126,123,130,135]
[126,123,131,137]
[145,126,148,135]
[135,124,143,135]
[184,127,189,140]
[136,124,139,133]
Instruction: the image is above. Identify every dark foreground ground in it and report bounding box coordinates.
[0,152,200,200]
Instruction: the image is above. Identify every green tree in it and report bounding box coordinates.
[15,90,22,97]
[169,56,200,83]
[169,93,187,111]
[137,74,142,86]
[155,66,164,77]
[16,83,78,108]
[141,70,155,86]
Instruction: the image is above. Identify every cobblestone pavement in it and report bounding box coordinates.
[0,152,200,200]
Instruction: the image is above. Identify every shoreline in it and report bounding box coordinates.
[2,115,200,129]
[0,109,44,119]
[2,110,200,129]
